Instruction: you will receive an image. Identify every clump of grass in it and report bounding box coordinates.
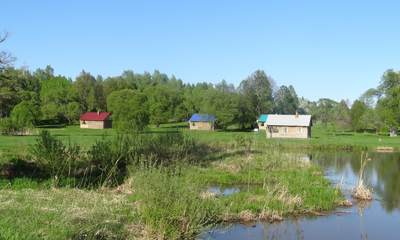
[259,210,283,222]
[131,169,220,239]
[352,152,372,201]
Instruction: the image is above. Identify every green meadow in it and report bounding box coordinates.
[0,123,397,159]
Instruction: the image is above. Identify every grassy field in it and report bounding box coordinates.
[0,123,394,239]
[0,123,398,158]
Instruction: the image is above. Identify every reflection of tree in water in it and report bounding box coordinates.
[357,200,371,240]
[262,219,304,240]
[311,151,360,174]
[312,151,400,212]
[370,152,400,211]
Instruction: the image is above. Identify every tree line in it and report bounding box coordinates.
[298,69,400,133]
[0,66,302,131]
[1,33,400,134]
[2,64,400,133]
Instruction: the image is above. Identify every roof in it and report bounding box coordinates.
[189,114,216,122]
[265,114,311,127]
[258,114,268,122]
[80,112,111,121]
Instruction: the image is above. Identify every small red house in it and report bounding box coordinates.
[80,112,112,129]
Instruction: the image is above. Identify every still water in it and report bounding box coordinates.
[200,151,400,240]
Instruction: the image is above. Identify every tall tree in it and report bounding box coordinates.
[40,76,72,121]
[0,67,39,117]
[0,32,14,69]
[107,89,149,131]
[350,100,367,131]
[274,85,299,114]
[334,100,351,130]
[145,85,176,127]
[74,71,105,112]
[239,70,274,116]
[10,100,39,128]
[314,98,338,126]
[376,70,400,129]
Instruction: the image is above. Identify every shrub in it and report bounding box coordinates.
[0,118,17,135]
[29,130,81,184]
[118,132,205,168]
[26,131,207,188]
[84,138,127,187]
[0,117,32,136]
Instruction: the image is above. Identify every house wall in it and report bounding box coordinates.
[257,121,267,130]
[80,120,106,129]
[266,126,310,139]
[189,121,214,131]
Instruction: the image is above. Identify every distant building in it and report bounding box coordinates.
[80,112,112,129]
[188,114,216,131]
[265,114,312,139]
[257,114,268,130]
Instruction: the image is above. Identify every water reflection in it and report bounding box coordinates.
[312,151,400,212]
[207,186,240,196]
[200,151,400,240]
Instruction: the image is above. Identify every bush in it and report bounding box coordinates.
[26,131,207,188]
[85,138,127,187]
[29,130,81,184]
[0,117,32,136]
[0,118,17,135]
[117,132,205,168]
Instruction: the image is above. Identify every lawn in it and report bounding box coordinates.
[0,123,397,158]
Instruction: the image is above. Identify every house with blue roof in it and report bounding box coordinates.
[188,113,216,131]
[257,114,268,130]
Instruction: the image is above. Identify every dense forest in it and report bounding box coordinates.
[1,33,400,134]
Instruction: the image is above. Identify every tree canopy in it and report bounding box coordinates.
[0,62,399,134]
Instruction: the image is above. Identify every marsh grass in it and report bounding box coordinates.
[352,152,373,201]
[0,127,344,239]
[131,169,220,239]
[127,144,342,238]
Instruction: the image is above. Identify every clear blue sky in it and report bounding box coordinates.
[2,1,400,101]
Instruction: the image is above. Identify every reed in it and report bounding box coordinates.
[352,152,372,201]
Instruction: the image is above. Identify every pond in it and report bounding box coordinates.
[200,151,400,240]
[206,186,241,196]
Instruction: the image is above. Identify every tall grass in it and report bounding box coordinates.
[352,152,372,200]
[132,169,220,239]
[3,130,206,188]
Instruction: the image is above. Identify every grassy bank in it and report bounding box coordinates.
[0,128,345,239]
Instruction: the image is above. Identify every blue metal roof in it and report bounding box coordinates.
[189,114,216,122]
[258,114,268,122]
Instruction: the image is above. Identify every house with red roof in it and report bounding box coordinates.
[80,112,112,129]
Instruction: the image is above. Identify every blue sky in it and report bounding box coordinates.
[2,1,400,101]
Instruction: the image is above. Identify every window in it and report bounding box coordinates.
[298,127,302,133]
[261,122,264,126]
[284,127,288,133]
[191,122,195,126]
[272,126,279,133]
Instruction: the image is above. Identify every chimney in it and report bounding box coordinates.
[295,111,299,118]
[97,110,100,116]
